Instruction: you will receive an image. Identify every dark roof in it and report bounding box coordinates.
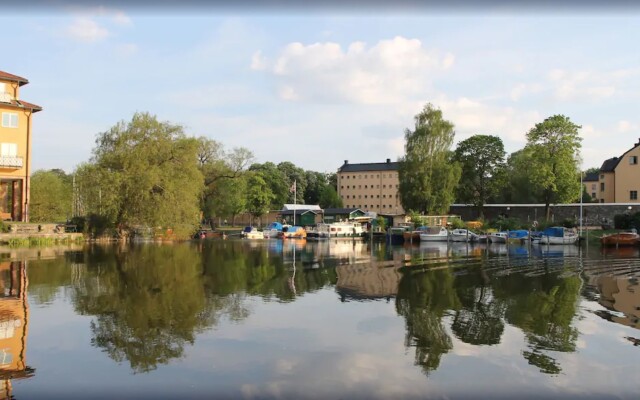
[323,208,363,215]
[0,71,29,86]
[583,172,599,182]
[600,157,620,172]
[338,161,399,173]
[0,99,42,112]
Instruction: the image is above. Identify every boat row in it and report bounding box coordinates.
[600,229,640,246]
[401,226,581,245]
[241,221,366,240]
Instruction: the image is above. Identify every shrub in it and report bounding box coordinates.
[486,216,524,231]
[449,218,466,229]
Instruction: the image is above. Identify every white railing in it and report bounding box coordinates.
[0,92,11,103]
[0,156,23,168]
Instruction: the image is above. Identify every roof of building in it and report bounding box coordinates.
[0,99,42,113]
[282,204,322,211]
[323,208,363,215]
[583,172,599,182]
[338,159,399,173]
[280,209,318,216]
[600,157,620,172]
[0,71,29,86]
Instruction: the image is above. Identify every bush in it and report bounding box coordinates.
[486,216,524,231]
[449,218,466,229]
[614,212,640,230]
[560,218,577,228]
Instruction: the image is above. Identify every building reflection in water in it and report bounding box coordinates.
[0,261,33,399]
[590,274,640,331]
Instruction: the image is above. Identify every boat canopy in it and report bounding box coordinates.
[508,230,529,239]
[542,227,565,237]
[266,222,283,231]
[283,226,304,233]
[243,226,253,233]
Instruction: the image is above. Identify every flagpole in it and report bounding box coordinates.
[293,179,297,226]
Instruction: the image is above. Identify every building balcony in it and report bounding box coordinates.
[0,156,23,168]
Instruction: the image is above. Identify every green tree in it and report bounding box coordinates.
[304,171,328,205]
[76,112,203,238]
[277,161,306,204]
[246,172,275,225]
[496,149,544,204]
[318,185,343,208]
[30,169,73,222]
[398,104,461,214]
[525,115,582,220]
[249,162,288,209]
[453,135,506,218]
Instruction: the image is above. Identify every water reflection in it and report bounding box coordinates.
[0,261,33,398]
[12,240,640,397]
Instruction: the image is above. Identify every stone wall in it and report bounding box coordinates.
[449,203,639,226]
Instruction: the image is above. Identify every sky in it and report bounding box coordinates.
[3,2,640,174]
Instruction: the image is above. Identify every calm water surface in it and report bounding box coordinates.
[1,239,639,399]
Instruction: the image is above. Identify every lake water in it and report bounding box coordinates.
[1,239,639,399]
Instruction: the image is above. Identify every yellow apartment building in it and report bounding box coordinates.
[337,159,404,215]
[0,71,41,222]
[597,139,640,203]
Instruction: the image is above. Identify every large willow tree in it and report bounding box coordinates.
[398,104,461,215]
[75,112,203,237]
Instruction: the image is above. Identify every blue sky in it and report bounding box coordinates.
[3,5,640,173]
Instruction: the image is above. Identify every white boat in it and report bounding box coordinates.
[538,227,579,245]
[306,223,330,240]
[449,229,478,242]
[488,232,508,244]
[419,226,449,242]
[263,222,287,239]
[241,226,264,239]
[326,222,365,237]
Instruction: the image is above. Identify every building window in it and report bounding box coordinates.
[364,185,368,189]
[600,182,605,192]
[383,185,386,188]
[340,186,343,189]
[358,195,361,199]
[1,113,18,128]
[0,143,17,157]
[382,205,386,208]
[376,174,379,178]
[600,174,604,179]
[346,195,349,199]
[631,191,638,200]
[358,185,361,189]
[364,204,368,208]
[630,156,638,165]
[395,184,399,188]
[376,185,379,188]
[600,199,604,203]
[591,184,596,190]
[376,195,379,198]
[591,192,596,199]
[382,194,386,198]
[364,195,368,199]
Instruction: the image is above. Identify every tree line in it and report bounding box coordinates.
[30,105,589,236]
[399,103,586,220]
[29,112,342,237]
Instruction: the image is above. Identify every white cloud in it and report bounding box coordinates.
[548,68,622,101]
[111,11,133,26]
[65,17,110,43]
[617,120,637,133]
[510,82,543,101]
[254,36,453,105]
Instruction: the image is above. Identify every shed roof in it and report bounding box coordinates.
[323,208,363,215]
[282,204,321,211]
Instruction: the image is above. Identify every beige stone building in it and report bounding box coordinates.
[337,159,404,214]
[0,71,42,222]
[596,139,640,203]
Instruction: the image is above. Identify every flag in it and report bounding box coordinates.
[290,180,296,193]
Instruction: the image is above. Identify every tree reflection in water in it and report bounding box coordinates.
[396,261,581,376]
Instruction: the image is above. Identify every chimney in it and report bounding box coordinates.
[386,158,390,163]
[344,160,348,165]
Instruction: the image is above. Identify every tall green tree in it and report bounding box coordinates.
[453,135,506,218]
[398,104,461,214]
[318,185,343,208]
[76,112,203,237]
[494,149,543,204]
[245,172,275,225]
[249,162,288,209]
[525,115,582,220]
[30,169,73,222]
[277,161,306,204]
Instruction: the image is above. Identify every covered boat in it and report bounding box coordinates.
[263,222,284,238]
[280,225,307,239]
[488,232,508,244]
[601,229,639,246]
[419,226,449,242]
[539,226,578,245]
[508,230,530,244]
[450,228,479,242]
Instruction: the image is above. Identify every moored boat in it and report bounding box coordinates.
[419,226,449,242]
[280,225,307,239]
[601,229,639,246]
[241,226,264,239]
[403,226,429,242]
[263,222,285,239]
[538,226,578,245]
[449,228,479,242]
[488,232,508,244]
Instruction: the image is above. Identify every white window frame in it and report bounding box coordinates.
[1,113,18,128]
[630,155,638,165]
